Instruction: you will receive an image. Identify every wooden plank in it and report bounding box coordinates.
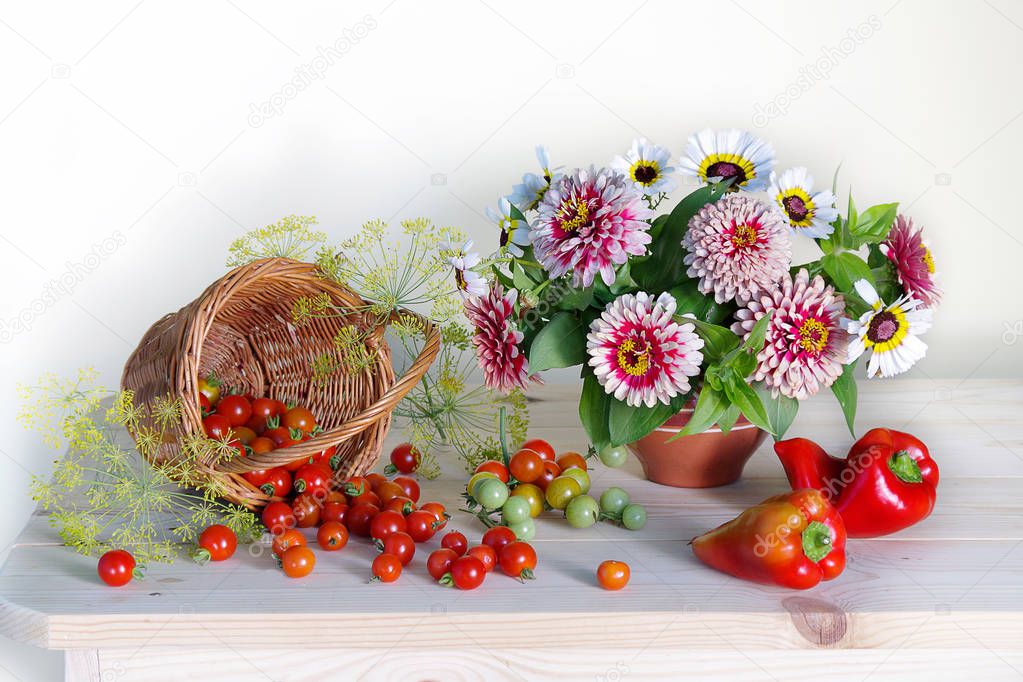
[98,647,1023,682]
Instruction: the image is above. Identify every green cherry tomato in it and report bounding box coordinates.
[621,503,647,531]
[599,487,631,515]
[560,467,591,495]
[508,518,536,541]
[545,476,582,510]
[501,496,532,525]
[467,471,499,498]
[476,478,510,511]
[565,495,599,529]
[598,444,629,468]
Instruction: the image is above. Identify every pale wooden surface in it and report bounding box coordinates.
[1,379,1022,681]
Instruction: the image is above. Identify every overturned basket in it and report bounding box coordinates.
[121,257,439,510]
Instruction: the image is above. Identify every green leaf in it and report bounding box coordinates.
[821,251,874,293]
[741,311,773,354]
[849,202,898,247]
[554,286,594,312]
[671,385,728,440]
[686,318,739,361]
[669,279,734,325]
[512,262,534,291]
[608,394,685,446]
[632,181,731,293]
[717,403,741,435]
[494,267,514,289]
[723,372,774,435]
[527,311,588,372]
[831,360,858,436]
[579,370,612,450]
[760,390,799,441]
[609,261,637,295]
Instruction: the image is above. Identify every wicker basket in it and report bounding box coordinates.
[120,257,439,509]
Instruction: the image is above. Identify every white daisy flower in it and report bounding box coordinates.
[843,279,932,378]
[508,145,561,212]
[611,138,677,196]
[679,128,776,192]
[768,167,839,239]
[443,240,487,298]
[486,197,531,257]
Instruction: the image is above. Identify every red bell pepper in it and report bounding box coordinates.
[691,489,846,590]
[775,428,938,538]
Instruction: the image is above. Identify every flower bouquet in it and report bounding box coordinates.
[453,130,940,484]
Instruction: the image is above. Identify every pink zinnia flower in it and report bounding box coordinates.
[531,167,654,288]
[732,269,849,400]
[463,282,531,392]
[880,214,941,307]
[587,292,704,408]
[683,194,791,305]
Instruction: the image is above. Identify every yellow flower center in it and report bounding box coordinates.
[559,199,590,232]
[798,318,829,354]
[731,223,758,248]
[630,160,660,186]
[616,339,651,376]
[922,248,935,274]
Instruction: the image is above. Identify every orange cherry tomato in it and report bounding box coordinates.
[365,473,388,491]
[272,528,306,558]
[291,493,321,528]
[281,545,316,578]
[375,480,406,504]
[249,436,275,455]
[597,560,630,590]
[467,544,497,572]
[420,502,449,530]
[520,438,556,462]
[557,452,588,472]
[475,460,509,483]
[392,476,421,503]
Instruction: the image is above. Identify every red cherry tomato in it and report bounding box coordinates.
[374,480,406,504]
[260,468,292,498]
[350,490,381,508]
[293,464,332,496]
[317,522,349,551]
[261,501,295,534]
[272,528,306,558]
[309,445,337,471]
[378,531,415,566]
[248,397,279,432]
[499,541,538,581]
[249,436,275,455]
[420,502,449,529]
[481,526,516,554]
[322,501,348,525]
[97,549,136,587]
[371,553,403,583]
[404,510,438,543]
[534,460,561,491]
[467,545,497,572]
[370,510,407,541]
[198,393,211,415]
[427,548,458,581]
[392,476,421,503]
[202,414,233,440]
[388,443,420,474]
[216,395,252,427]
[344,476,371,498]
[520,438,556,462]
[346,504,380,537]
[447,555,486,590]
[366,473,389,491]
[282,406,316,434]
[475,460,509,483]
[509,449,544,483]
[441,531,468,557]
[242,468,270,488]
[197,524,237,562]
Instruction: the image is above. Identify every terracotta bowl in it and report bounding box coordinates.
[627,409,768,488]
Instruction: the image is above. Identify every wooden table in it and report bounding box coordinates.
[1,380,1022,681]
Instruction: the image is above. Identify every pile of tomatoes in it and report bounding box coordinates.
[427,526,538,590]
[465,439,648,538]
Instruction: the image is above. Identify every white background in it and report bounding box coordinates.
[2,0,1023,678]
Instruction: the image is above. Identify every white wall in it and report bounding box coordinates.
[2,0,1022,678]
